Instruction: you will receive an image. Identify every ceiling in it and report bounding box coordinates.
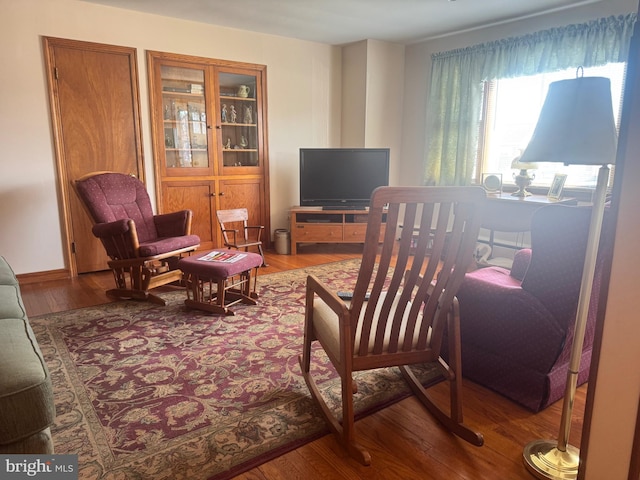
[80,0,602,45]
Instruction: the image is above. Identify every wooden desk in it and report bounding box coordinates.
[481,193,577,249]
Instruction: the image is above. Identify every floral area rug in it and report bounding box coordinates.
[31,259,441,480]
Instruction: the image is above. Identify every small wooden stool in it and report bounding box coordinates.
[177,250,263,315]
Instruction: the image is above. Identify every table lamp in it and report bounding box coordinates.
[511,155,538,197]
[519,71,617,480]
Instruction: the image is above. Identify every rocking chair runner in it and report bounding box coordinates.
[74,171,201,305]
[299,186,486,465]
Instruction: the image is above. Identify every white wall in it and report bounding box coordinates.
[364,40,405,186]
[0,0,341,274]
[341,41,367,147]
[340,39,405,185]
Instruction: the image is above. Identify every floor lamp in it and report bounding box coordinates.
[518,72,618,480]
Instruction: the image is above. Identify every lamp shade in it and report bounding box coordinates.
[519,76,617,166]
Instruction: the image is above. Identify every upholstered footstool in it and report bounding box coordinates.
[177,250,262,315]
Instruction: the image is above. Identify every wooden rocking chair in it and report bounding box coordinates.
[299,186,485,465]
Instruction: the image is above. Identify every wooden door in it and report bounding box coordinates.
[44,37,144,274]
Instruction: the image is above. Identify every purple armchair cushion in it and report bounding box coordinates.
[76,173,158,243]
[138,235,201,257]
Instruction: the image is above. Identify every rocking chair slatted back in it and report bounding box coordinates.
[349,186,485,367]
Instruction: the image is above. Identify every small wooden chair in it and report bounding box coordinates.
[299,186,486,465]
[216,208,266,266]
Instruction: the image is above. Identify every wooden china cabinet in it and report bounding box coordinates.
[147,51,270,251]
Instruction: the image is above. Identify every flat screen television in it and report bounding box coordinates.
[299,148,390,209]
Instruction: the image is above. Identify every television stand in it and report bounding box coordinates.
[289,206,385,254]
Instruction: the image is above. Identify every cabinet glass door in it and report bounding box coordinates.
[218,72,260,170]
[160,65,209,170]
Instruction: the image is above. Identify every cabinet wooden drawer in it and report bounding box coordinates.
[295,224,343,242]
[343,224,367,242]
[344,224,386,242]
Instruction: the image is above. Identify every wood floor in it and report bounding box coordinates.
[19,244,586,480]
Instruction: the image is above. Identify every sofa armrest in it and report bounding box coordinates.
[510,248,531,281]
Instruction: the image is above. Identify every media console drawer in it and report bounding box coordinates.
[344,224,386,243]
[294,224,343,242]
[343,224,366,241]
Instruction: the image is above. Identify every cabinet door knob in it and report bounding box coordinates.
[213,125,219,129]
[219,192,225,196]
[209,192,215,197]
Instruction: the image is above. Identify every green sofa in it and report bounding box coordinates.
[0,256,55,453]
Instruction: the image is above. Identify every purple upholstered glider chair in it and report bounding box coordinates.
[74,171,200,305]
[453,204,610,412]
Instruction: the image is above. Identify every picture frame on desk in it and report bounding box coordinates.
[548,174,567,200]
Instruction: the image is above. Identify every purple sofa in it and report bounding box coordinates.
[453,205,610,412]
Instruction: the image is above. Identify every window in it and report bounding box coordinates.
[478,63,625,189]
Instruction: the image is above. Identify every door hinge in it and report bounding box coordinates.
[71,242,76,254]
[54,67,59,80]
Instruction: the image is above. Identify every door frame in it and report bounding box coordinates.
[42,37,145,277]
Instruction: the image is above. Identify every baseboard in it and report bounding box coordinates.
[17,269,70,285]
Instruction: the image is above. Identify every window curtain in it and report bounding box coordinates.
[424,14,636,186]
